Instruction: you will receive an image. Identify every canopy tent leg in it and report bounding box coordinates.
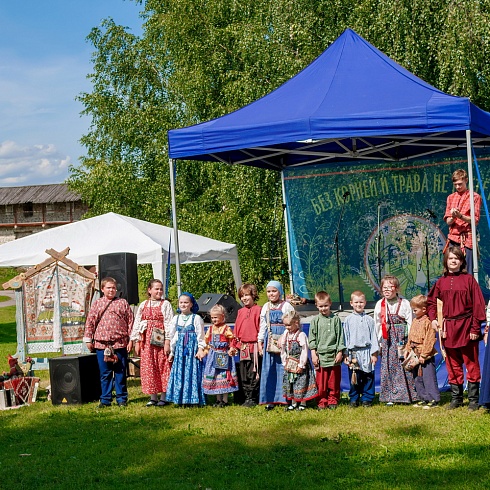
[466,130,479,281]
[169,158,182,297]
[230,258,242,295]
[281,171,294,295]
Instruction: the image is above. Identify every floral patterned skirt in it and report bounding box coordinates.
[380,322,418,403]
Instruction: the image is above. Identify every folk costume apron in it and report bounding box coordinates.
[259,302,287,405]
[203,328,238,394]
[282,332,318,403]
[380,299,418,403]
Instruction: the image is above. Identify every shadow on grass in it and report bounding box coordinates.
[1,400,490,490]
[0,305,17,347]
[0,320,16,344]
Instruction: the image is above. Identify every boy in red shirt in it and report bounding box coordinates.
[232,283,262,407]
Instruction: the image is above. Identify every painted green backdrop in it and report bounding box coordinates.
[284,149,490,302]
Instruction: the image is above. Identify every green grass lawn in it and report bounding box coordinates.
[1,303,490,489]
[0,305,17,356]
[0,267,20,285]
[2,388,490,489]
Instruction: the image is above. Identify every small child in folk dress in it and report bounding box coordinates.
[406,295,440,409]
[343,291,379,408]
[202,304,238,407]
[166,293,206,406]
[231,283,262,407]
[131,279,174,407]
[280,311,318,410]
[308,291,345,410]
[258,280,295,410]
[375,275,418,405]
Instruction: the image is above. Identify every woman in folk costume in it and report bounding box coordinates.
[258,280,295,410]
[374,275,418,405]
[166,292,206,406]
[428,246,485,411]
[131,279,174,407]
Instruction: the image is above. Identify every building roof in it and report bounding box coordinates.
[0,184,81,205]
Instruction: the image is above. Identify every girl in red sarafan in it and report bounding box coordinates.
[132,279,174,407]
[427,246,486,411]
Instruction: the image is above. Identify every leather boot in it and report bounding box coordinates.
[447,383,463,410]
[467,382,480,411]
[241,392,252,407]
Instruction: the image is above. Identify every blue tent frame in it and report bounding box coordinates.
[167,28,490,294]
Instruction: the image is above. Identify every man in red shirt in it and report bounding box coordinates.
[444,169,481,275]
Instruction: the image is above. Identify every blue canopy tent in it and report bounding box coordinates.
[167,28,490,294]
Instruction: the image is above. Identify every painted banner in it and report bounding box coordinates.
[284,149,490,302]
[23,263,58,353]
[23,264,94,354]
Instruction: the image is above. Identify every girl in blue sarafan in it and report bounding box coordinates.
[258,280,295,410]
[202,304,238,407]
[166,292,206,406]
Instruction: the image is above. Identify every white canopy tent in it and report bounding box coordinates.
[0,212,242,291]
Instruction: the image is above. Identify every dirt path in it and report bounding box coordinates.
[0,289,16,307]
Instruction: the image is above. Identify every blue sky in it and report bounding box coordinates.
[0,0,143,186]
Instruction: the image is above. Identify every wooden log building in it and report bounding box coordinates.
[0,184,87,244]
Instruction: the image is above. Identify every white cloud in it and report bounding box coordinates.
[0,140,71,186]
[0,1,143,188]
[0,52,88,185]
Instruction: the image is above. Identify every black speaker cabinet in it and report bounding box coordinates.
[197,293,242,322]
[98,252,139,304]
[49,354,101,405]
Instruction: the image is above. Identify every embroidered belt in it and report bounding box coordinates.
[445,312,472,321]
[442,312,472,338]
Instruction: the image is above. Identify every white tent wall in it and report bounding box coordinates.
[0,212,242,294]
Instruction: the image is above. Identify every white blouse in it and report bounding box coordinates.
[258,301,295,342]
[374,296,413,342]
[130,299,174,341]
[167,313,206,354]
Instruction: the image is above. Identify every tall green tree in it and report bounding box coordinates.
[69,19,176,224]
[69,0,490,298]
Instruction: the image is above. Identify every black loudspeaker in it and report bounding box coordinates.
[197,293,242,322]
[49,354,101,405]
[98,252,139,304]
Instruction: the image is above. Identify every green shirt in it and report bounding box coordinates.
[308,313,345,367]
